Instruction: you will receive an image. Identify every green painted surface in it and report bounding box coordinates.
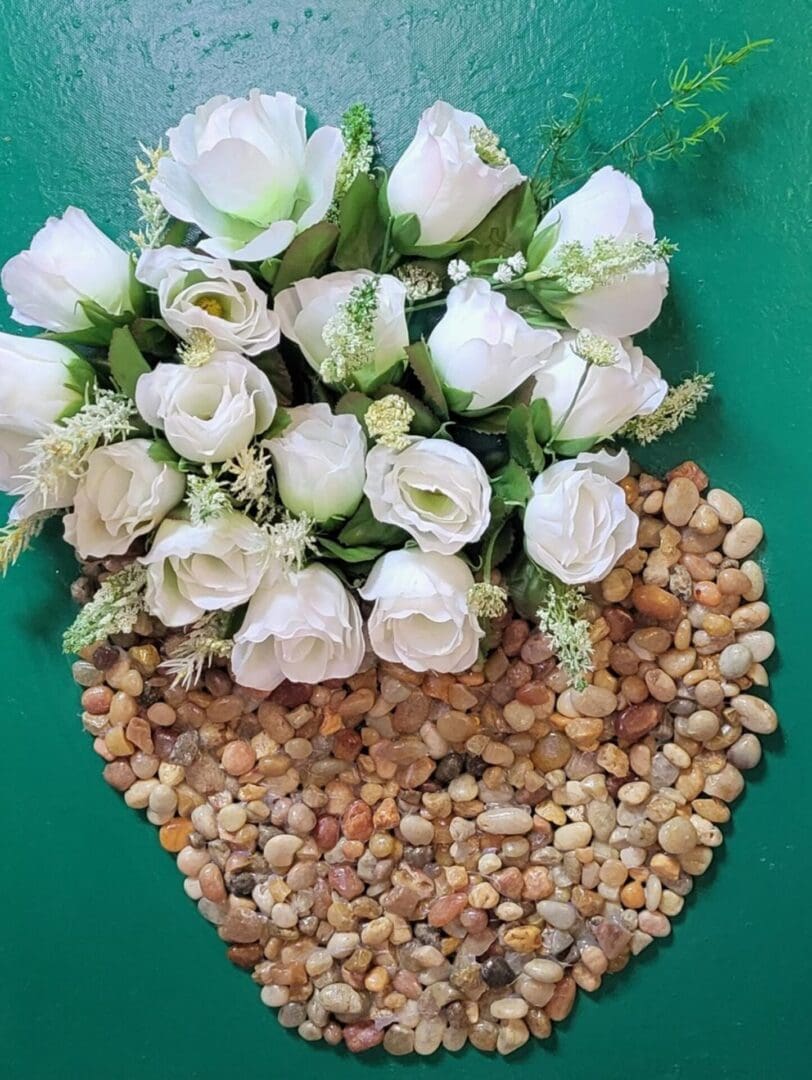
[0,1,809,1076]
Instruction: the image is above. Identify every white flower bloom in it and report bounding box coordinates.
[136,246,280,355]
[532,331,668,441]
[360,549,483,673]
[427,279,559,410]
[141,513,268,626]
[63,439,185,558]
[151,91,344,261]
[1,208,135,332]
[387,102,523,246]
[276,270,408,381]
[232,563,365,691]
[534,166,668,337]
[0,333,93,491]
[524,449,639,585]
[364,436,491,555]
[136,352,277,463]
[264,403,366,522]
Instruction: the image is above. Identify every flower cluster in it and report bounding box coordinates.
[0,92,714,690]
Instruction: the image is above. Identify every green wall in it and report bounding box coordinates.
[1,1,809,1076]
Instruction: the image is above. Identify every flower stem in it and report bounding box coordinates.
[547,360,592,447]
[378,215,394,274]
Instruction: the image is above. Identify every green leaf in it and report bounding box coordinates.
[109,326,151,399]
[78,299,133,331]
[390,212,421,253]
[129,317,175,357]
[353,356,406,395]
[372,384,440,437]
[334,171,387,270]
[460,406,513,434]
[463,182,539,262]
[264,407,291,439]
[452,426,509,472]
[335,391,374,433]
[43,327,113,348]
[252,349,294,405]
[504,553,554,621]
[443,383,475,414]
[163,218,190,247]
[530,397,553,445]
[526,218,561,270]
[63,356,96,403]
[405,341,448,419]
[491,460,533,507]
[338,497,409,548]
[258,258,281,286]
[318,538,386,564]
[148,438,180,467]
[506,403,545,472]
[272,222,339,296]
[552,435,599,456]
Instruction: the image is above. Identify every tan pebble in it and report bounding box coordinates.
[658,817,698,854]
[723,518,763,559]
[554,822,592,851]
[601,568,634,602]
[632,585,682,621]
[147,702,176,727]
[740,560,765,601]
[730,694,777,734]
[638,910,671,937]
[644,668,676,703]
[703,763,744,802]
[731,602,770,631]
[688,504,720,535]
[707,488,744,524]
[736,630,775,663]
[570,685,617,717]
[663,477,700,526]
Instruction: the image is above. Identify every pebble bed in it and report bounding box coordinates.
[71,461,776,1056]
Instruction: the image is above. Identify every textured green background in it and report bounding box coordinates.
[1,1,809,1076]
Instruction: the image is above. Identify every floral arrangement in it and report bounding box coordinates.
[0,41,765,692]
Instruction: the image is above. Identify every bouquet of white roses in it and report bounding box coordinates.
[3,74,757,691]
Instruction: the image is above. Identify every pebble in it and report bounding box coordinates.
[735,630,775,663]
[706,488,743,524]
[663,477,700,526]
[719,643,753,679]
[723,518,764,558]
[477,807,533,835]
[731,694,778,734]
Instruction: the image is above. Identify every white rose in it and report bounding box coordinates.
[524,449,638,585]
[387,101,523,246]
[1,207,136,332]
[275,270,408,385]
[135,246,280,356]
[264,404,365,522]
[135,353,277,463]
[364,437,491,555]
[232,563,365,691]
[141,513,267,626]
[532,332,668,441]
[534,166,668,337]
[151,91,344,261]
[359,549,483,673]
[427,279,559,410]
[62,439,185,558]
[0,332,94,490]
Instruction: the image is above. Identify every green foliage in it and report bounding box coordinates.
[108,327,151,399]
[264,407,291,440]
[506,403,546,472]
[334,171,387,270]
[338,496,409,548]
[490,459,533,507]
[318,538,385,564]
[271,222,339,296]
[504,553,553,621]
[461,182,538,262]
[405,341,449,420]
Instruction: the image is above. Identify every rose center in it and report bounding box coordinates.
[193,294,226,319]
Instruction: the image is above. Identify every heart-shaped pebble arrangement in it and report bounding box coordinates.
[72,460,776,1057]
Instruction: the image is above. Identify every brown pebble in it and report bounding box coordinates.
[632,585,682,622]
[159,818,195,852]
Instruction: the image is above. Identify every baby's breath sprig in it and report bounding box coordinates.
[254,512,318,573]
[221,444,275,522]
[573,330,619,368]
[328,103,375,221]
[365,394,415,450]
[470,125,510,167]
[0,513,50,576]
[468,581,508,620]
[395,263,443,302]
[320,277,380,386]
[493,252,528,285]
[178,328,217,367]
[159,612,233,689]
[620,373,714,444]
[547,236,676,294]
[536,580,594,690]
[62,563,147,654]
[130,142,171,251]
[14,389,136,506]
[447,259,471,285]
[186,473,233,526]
